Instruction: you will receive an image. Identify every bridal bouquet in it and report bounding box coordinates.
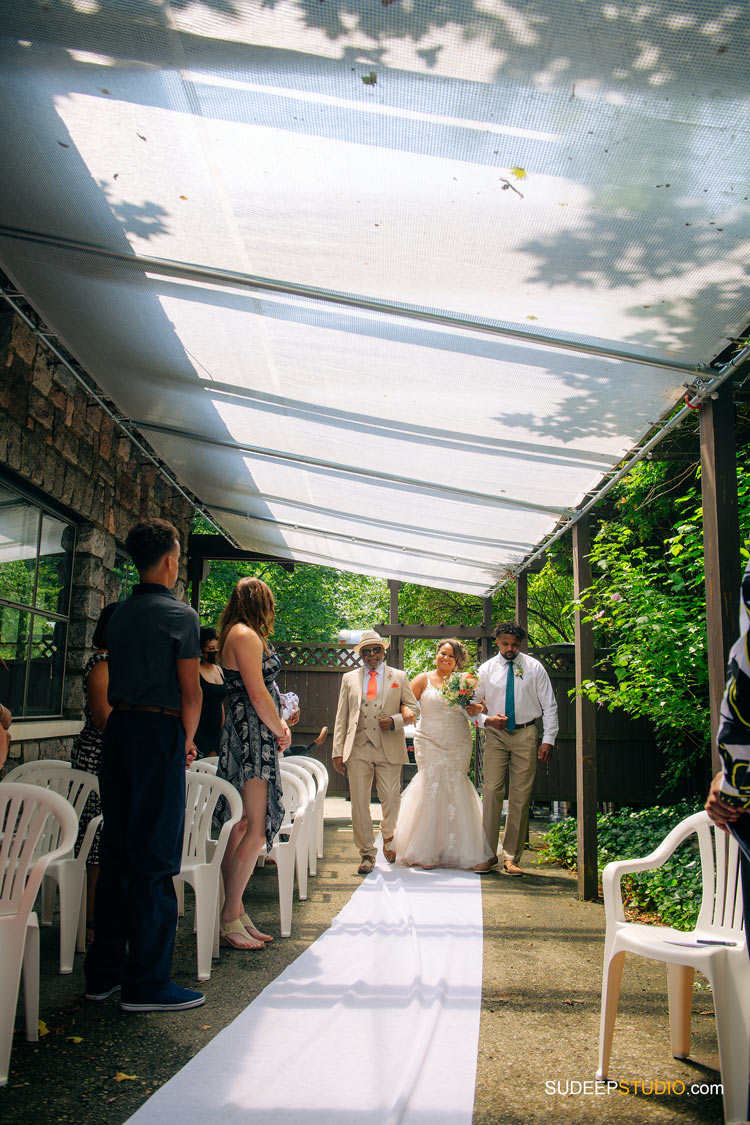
[440,669,479,710]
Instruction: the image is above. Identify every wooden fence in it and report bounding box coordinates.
[276,642,694,805]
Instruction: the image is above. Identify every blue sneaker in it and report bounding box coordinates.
[120,982,205,1012]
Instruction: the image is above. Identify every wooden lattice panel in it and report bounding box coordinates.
[275,643,362,670]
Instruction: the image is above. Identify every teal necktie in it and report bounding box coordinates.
[505,660,516,733]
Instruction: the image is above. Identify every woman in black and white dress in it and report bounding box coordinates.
[213,578,291,949]
[71,602,119,940]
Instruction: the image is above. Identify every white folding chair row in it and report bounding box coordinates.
[284,754,329,863]
[268,770,309,938]
[2,761,102,973]
[178,757,221,915]
[0,783,78,1086]
[188,758,311,940]
[597,810,749,1125]
[280,760,316,892]
[174,771,243,982]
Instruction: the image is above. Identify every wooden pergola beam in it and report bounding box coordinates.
[573,516,598,901]
[375,623,491,638]
[387,580,403,669]
[515,571,528,636]
[481,597,494,663]
[700,383,741,769]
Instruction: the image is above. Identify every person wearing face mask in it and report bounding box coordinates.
[467,622,558,875]
[194,627,227,759]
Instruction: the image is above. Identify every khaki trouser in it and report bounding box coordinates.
[347,739,403,860]
[482,724,539,866]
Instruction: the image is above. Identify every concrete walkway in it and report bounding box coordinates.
[2,803,725,1124]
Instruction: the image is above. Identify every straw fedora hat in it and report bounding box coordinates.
[352,630,390,654]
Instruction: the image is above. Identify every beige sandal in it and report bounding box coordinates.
[220,918,264,950]
[239,913,273,942]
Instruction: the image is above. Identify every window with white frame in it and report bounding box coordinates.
[0,480,75,717]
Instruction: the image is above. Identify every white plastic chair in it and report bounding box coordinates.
[2,761,102,973]
[280,760,316,889]
[285,754,329,863]
[175,771,243,982]
[597,810,749,1124]
[0,783,78,1087]
[267,771,308,938]
[191,759,218,775]
[179,760,221,914]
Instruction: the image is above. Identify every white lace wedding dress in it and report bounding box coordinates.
[393,682,493,869]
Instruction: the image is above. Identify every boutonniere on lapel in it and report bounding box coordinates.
[513,663,524,679]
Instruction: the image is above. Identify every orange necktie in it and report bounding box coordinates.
[367,670,378,700]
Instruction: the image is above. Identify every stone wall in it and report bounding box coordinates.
[0,306,197,765]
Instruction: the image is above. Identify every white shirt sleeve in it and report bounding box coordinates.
[472,662,489,727]
[534,662,559,744]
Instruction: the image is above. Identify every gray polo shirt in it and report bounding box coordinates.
[106,583,200,711]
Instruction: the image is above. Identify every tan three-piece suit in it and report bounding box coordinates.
[333,665,419,861]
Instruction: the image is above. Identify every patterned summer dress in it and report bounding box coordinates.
[213,647,284,851]
[70,650,107,863]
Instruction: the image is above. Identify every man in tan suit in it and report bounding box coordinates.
[333,631,419,874]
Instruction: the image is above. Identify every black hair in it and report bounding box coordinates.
[92,602,120,650]
[124,519,178,574]
[200,626,218,649]
[492,621,527,642]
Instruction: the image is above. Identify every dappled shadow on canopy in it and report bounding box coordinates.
[0,0,748,593]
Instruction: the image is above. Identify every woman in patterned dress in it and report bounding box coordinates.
[71,602,119,941]
[214,578,291,949]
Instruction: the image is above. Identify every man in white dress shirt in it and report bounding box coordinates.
[468,622,558,875]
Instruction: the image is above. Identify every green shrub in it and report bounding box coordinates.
[538,801,704,930]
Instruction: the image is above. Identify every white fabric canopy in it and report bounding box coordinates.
[0,1,748,592]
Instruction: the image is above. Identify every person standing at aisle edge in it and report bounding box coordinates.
[468,622,558,875]
[705,558,750,944]
[332,630,418,875]
[194,627,227,759]
[84,519,204,1012]
[0,699,11,768]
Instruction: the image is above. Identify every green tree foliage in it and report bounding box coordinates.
[194,528,575,679]
[574,447,750,785]
[0,559,35,607]
[397,561,574,676]
[198,557,389,642]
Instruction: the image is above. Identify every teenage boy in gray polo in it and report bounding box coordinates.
[85,519,204,1012]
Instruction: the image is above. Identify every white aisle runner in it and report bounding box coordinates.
[128,845,484,1125]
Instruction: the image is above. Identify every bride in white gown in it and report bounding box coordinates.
[392,639,494,870]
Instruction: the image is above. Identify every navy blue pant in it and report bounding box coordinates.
[726,818,750,1119]
[84,711,186,1001]
[728,817,750,955]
